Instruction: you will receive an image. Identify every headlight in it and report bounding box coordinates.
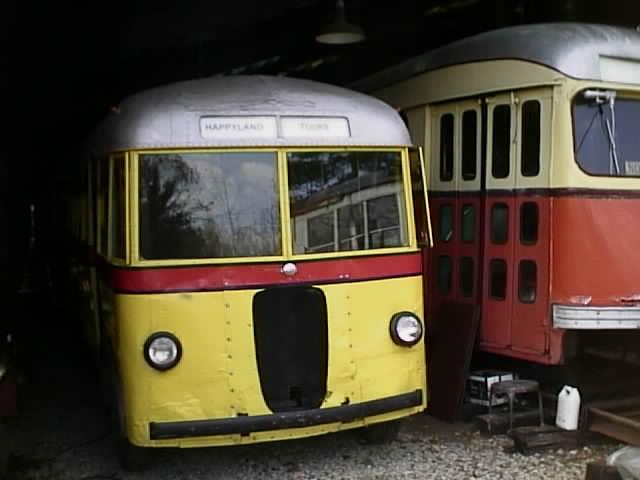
[144,332,182,371]
[389,312,423,347]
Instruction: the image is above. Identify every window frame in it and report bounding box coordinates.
[129,147,419,266]
[490,203,509,245]
[439,113,455,182]
[108,154,129,263]
[520,99,541,178]
[489,258,508,300]
[571,88,640,178]
[518,259,537,304]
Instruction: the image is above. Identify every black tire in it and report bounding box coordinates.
[358,419,403,444]
[0,423,8,476]
[117,437,152,472]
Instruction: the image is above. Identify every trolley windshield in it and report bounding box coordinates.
[138,150,409,260]
[573,92,640,177]
[288,151,407,254]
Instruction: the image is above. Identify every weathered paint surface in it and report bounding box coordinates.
[112,253,422,293]
[116,275,426,447]
[551,197,640,305]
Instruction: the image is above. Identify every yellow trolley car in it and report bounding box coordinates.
[65,75,432,470]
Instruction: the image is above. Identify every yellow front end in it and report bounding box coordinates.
[116,275,426,447]
[88,145,434,448]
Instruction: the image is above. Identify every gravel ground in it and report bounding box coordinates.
[7,356,621,480]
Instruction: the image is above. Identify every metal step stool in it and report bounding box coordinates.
[488,379,544,432]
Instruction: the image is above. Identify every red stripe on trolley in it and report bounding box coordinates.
[111,252,423,293]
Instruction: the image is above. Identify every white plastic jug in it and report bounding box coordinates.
[555,385,581,430]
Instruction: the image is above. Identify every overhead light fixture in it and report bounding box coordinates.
[315,0,365,45]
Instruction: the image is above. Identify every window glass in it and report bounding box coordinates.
[492,104,511,179]
[367,195,402,249]
[574,94,640,177]
[520,202,539,245]
[460,256,474,297]
[87,160,95,246]
[490,259,507,300]
[288,151,407,254]
[521,100,541,177]
[110,157,126,259]
[98,157,109,255]
[440,114,454,181]
[139,152,280,259]
[338,204,364,251]
[409,149,428,244]
[518,260,537,303]
[307,213,334,253]
[89,158,99,248]
[439,204,453,242]
[491,203,509,244]
[438,256,452,294]
[462,110,477,180]
[461,204,475,243]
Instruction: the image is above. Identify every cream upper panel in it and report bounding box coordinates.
[353,23,640,95]
[551,81,640,190]
[414,89,552,192]
[429,100,482,192]
[486,88,553,191]
[373,60,561,111]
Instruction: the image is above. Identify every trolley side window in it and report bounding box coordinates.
[460,256,474,297]
[96,156,109,256]
[518,260,537,303]
[521,100,541,177]
[110,156,127,260]
[409,147,431,246]
[489,259,507,300]
[440,114,454,181]
[490,203,509,244]
[438,204,453,242]
[520,202,538,245]
[461,204,475,243]
[288,151,408,255]
[461,110,477,181]
[574,93,640,177]
[492,105,511,179]
[438,255,452,294]
[139,152,281,260]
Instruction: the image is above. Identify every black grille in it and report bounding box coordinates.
[252,286,328,413]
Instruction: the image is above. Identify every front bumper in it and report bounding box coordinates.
[553,304,640,330]
[150,389,423,440]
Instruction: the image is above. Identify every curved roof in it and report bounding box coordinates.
[88,75,412,154]
[351,23,640,93]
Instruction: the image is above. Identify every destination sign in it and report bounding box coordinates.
[599,56,640,85]
[200,116,277,139]
[199,116,351,140]
[281,116,350,138]
[625,161,640,176]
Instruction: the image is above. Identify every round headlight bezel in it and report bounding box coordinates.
[143,332,182,371]
[389,312,424,347]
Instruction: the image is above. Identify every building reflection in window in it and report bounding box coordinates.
[287,151,408,254]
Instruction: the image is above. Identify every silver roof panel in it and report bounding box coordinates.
[89,75,412,154]
[351,23,640,93]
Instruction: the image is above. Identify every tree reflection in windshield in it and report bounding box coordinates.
[139,152,280,259]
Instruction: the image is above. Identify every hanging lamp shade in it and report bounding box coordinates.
[315,0,366,45]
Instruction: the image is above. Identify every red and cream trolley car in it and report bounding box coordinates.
[354,23,640,366]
